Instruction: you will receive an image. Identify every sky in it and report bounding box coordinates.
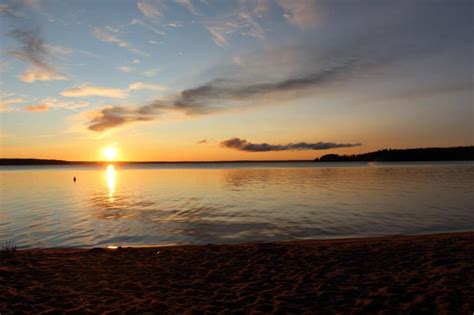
[0,0,472,161]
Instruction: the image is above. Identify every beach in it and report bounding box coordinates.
[1,232,472,313]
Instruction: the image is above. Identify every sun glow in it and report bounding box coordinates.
[103,146,118,161]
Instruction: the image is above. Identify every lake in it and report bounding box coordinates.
[1,162,473,248]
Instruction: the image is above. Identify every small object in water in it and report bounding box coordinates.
[73,176,76,182]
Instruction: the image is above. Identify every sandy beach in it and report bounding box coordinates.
[1,232,473,314]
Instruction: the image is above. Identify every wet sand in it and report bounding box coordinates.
[1,232,473,314]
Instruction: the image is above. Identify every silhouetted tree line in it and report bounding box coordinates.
[315,146,474,162]
[0,159,85,165]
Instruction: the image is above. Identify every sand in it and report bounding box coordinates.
[1,232,473,314]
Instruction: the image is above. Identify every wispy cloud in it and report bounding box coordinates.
[61,84,128,99]
[117,66,136,73]
[197,139,207,144]
[7,29,67,83]
[61,82,166,99]
[130,18,165,35]
[143,68,159,77]
[19,68,66,83]
[137,0,161,19]
[0,98,25,112]
[128,82,166,91]
[92,27,129,47]
[148,40,163,45]
[220,137,361,152]
[278,0,318,30]
[206,2,265,48]
[206,26,228,48]
[27,97,90,111]
[92,27,148,56]
[174,0,199,15]
[24,104,48,112]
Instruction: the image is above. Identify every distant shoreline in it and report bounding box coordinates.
[1,146,473,165]
[1,159,473,166]
[0,159,317,165]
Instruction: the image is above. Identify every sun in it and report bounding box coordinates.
[103,147,118,161]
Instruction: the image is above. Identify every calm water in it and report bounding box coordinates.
[1,162,473,248]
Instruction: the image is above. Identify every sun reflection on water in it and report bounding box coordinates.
[106,164,116,201]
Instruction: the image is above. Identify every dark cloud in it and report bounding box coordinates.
[87,59,362,131]
[2,1,65,82]
[220,137,361,152]
[197,139,208,144]
[8,29,52,70]
[88,106,154,132]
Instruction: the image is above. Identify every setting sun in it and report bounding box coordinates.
[103,147,118,161]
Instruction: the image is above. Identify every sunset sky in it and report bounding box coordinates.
[0,0,472,161]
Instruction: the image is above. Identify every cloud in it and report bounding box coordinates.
[197,139,207,144]
[278,0,318,30]
[24,104,48,112]
[174,0,199,15]
[19,68,66,82]
[132,59,141,64]
[206,3,265,48]
[220,137,361,152]
[148,40,162,45]
[207,26,228,48]
[137,0,161,19]
[130,18,165,35]
[0,98,25,112]
[92,27,147,56]
[92,27,129,47]
[117,66,136,73]
[87,106,156,132]
[85,57,365,131]
[0,2,25,18]
[143,68,159,77]
[61,82,166,100]
[7,29,67,83]
[85,2,473,133]
[128,82,166,91]
[29,97,90,110]
[45,44,73,56]
[61,85,127,99]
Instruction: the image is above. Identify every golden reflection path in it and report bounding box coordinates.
[106,164,116,201]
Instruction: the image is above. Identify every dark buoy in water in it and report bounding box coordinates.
[73,176,76,182]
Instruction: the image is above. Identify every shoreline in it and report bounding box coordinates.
[2,232,473,313]
[11,230,474,251]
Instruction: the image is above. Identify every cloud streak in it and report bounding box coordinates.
[87,106,156,132]
[92,27,147,56]
[61,82,167,100]
[0,98,25,112]
[206,2,265,48]
[24,104,48,112]
[278,0,318,30]
[137,0,161,19]
[61,85,128,99]
[220,137,361,152]
[175,0,199,15]
[84,53,379,132]
[28,97,90,111]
